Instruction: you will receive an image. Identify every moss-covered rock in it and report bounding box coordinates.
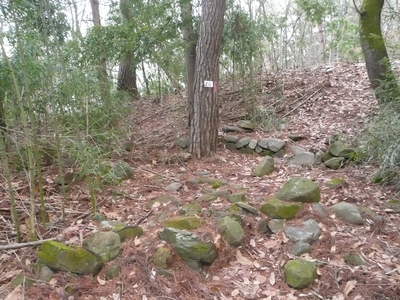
[152,247,173,269]
[105,264,122,280]
[159,228,218,270]
[112,161,133,180]
[163,216,205,230]
[217,216,244,246]
[276,177,320,203]
[325,157,345,169]
[325,178,346,188]
[252,156,275,177]
[181,202,202,216]
[260,198,302,219]
[343,253,364,266]
[38,241,103,275]
[99,221,143,242]
[227,193,247,203]
[329,141,355,158]
[284,259,317,289]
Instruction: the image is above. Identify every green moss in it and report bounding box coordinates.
[325,178,346,189]
[212,181,221,189]
[163,216,205,230]
[361,0,386,51]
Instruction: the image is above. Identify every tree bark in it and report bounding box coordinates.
[189,0,226,158]
[118,0,139,98]
[359,0,399,103]
[179,0,197,127]
[89,0,111,107]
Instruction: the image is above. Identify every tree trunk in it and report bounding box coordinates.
[118,0,139,98]
[359,0,399,103]
[117,51,139,97]
[89,0,111,106]
[180,0,197,127]
[189,0,226,158]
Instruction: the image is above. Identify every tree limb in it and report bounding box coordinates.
[0,237,59,251]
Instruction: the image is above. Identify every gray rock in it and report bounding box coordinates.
[291,241,311,256]
[289,152,315,166]
[236,137,251,149]
[260,198,302,219]
[284,259,317,289]
[248,139,258,150]
[331,202,364,225]
[224,135,240,143]
[325,157,345,169]
[252,156,274,177]
[255,146,263,153]
[122,141,134,151]
[258,138,285,152]
[237,120,255,131]
[217,216,244,246]
[284,219,321,243]
[276,177,320,203]
[165,182,183,192]
[257,218,272,234]
[236,202,259,215]
[268,219,286,233]
[105,264,122,280]
[222,125,239,133]
[99,220,143,242]
[152,247,173,269]
[83,231,121,262]
[181,202,202,216]
[291,146,308,155]
[38,265,54,282]
[176,137,189,149]
[313,203,326,216]
[226,142,238,151]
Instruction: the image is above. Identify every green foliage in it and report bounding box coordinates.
[362,68,400,186]
[295,0,336,24]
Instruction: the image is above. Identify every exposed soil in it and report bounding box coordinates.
[1,62,400,300]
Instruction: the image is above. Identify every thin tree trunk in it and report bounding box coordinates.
[180,0,197,127]
[189,0,226,158]
[89,0,111,107]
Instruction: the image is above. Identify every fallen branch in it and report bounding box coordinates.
[283,86,323,117]
[0,237,59,251]
[134,210,153,226]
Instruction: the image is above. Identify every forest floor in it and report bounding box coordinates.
[1,62,400,300]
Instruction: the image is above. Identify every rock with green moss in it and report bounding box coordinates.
[227,193,247,203]
[83,231,121,262]
[329,141,355,158]
[229,203,244,214]
[260,198,301,219]
[217,216,244,246]
[38,241,103,275]
[146,195,181,209]
[322,151,334,162]
[106,264,122,280]
[326,178,346,188]
[237,120,255,131]
[112,161,134,180]
[200,190,231,202]
[384,199,400,213]
[99,220,143,242]
[159,228,218,270]
[276,177,320,203]
[284,259,317,289]
[152,247,173,269]
[181,202,202,216]
[325,157,345,169]
[343,253,364,266]
[163,216,205,230]
[252,156,274,177]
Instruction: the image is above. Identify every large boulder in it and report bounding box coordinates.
[276,177,320,203]
[217,216,244,246]
[38,241,103,275]
[284,259,317,289]
[260,198,302,219]
[159,228,218,270]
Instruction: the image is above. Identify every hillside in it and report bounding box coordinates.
[1,62,399,300]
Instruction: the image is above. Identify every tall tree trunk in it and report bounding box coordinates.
[189,0,226,158]
[180,0,197,127]
[118,0,139,98]
[359,0,399,103]
[117,51,139,96]
[89,0,111,106]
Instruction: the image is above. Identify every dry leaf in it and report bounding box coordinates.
[343,280,357,296]
[97,276,106,285]
[231,289,240,297]
[236,250,252,266]
[269,272,276,286]
[4,286,23,300]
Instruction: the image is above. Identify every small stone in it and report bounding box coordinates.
[291,241,311,256]
[165,182,183,192]
[237,120,255,131]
